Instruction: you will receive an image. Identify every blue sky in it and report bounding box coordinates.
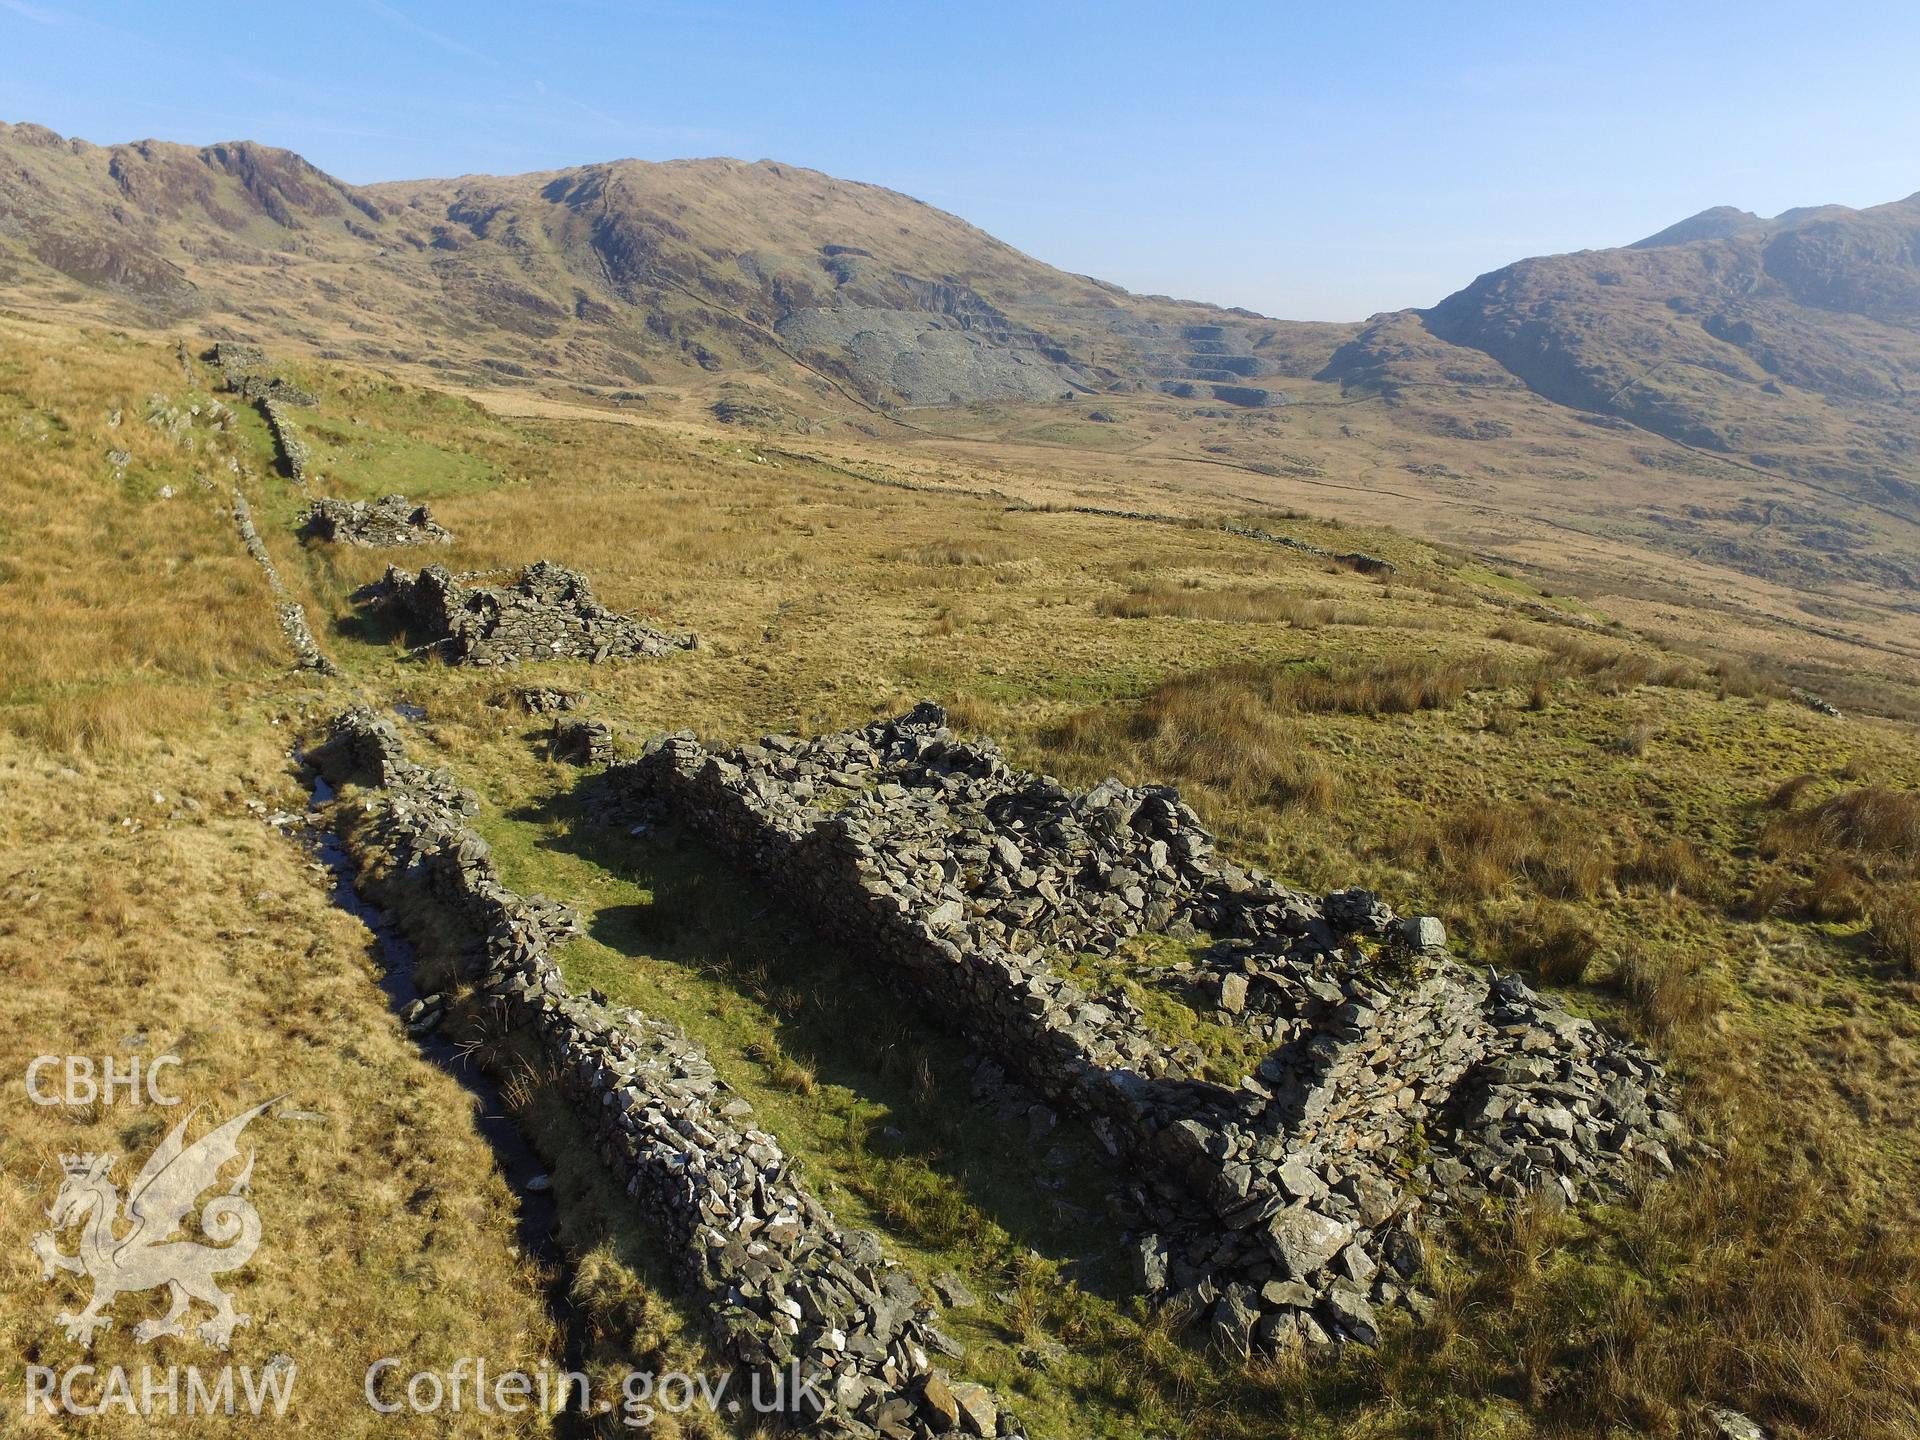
[3,1,1916,320]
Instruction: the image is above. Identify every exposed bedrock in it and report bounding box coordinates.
[312,708,1024,1439]
[609,704,1683,1353]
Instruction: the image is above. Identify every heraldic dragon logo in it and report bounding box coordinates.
[29,1097,282,1349]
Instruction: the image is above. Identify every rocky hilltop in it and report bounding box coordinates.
[1411,194,1920,507]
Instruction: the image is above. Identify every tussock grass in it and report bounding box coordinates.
[0,322,283,751]
[1503,901,1602,985]
[1620,835,1715,899]
[1044,669,1340,811]
[1605,718,1658,756]
[1796,785,1920,856]
[1097,583,1374,628]
[894,538,1017,567]
[1396,800,1614,904]
[1606,940,1722,1037]
[1874,885,1920,974]
[1493,622,1703,694]
[0,722,559,1438]
[1760,781,1920,939]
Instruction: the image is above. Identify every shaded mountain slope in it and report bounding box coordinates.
[1412,195,1920,514]
[2,118,1913,615]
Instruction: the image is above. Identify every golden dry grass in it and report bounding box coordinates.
[0,322,283,752]
[0,722,560,1437]
[6,315,1920,1438]
[1096,582,1374,628]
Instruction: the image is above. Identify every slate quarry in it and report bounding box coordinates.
[365,560,696,666]
[612,703,1683,1354]
[313,708,1023,1439]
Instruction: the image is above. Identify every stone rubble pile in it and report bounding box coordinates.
[514,686,582,715]
[212,342,318,407]
[305,494,454,547]
[611,704,1682,1354]
[313,709,1024,1439]
[362,561,696,666]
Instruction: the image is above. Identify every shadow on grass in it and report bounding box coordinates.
[506,777,1138,1303]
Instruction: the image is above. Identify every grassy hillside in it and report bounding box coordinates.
[3,311,1918,1435]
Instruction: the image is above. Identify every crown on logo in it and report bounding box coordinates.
[59,1153,100,1175]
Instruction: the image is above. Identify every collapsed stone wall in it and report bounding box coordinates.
[212,342,318,407]
[549,715,616,766]
[611,704,1682,1354]
[313,709,1021,1440]
[363,562,696,666]
[1046,504,1395,578]
[305,494,454,547]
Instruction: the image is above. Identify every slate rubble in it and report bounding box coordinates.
[313,708,1022,1439]
[549,715,617,766]
[305,493,453,546]
[611,703,1682,1352]
[363,561,696,666]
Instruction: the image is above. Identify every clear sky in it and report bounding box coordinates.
[3,1,1917,321]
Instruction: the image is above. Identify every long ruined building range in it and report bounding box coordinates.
[611,704,1682,1355]
[317,695,1678,1417]
[315,710,1020,1440]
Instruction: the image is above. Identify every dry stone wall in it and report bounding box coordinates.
[212,342,318,407]
[231,491,336,675]
[549,715,617,766]
[313,709,1023,1440]
[305,494,454,547]
[363,561,696,666]
[212,342,318,485]
[260,396,313,486]
[611,704,1682,1354]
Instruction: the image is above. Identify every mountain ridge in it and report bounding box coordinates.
[3,117,1915,628]
[0,120,1335,410]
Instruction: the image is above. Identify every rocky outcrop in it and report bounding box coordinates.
[304,494,453,546]
[362,561,695,666]
[611,704,1681,1353]
[313,709,1023,1440]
